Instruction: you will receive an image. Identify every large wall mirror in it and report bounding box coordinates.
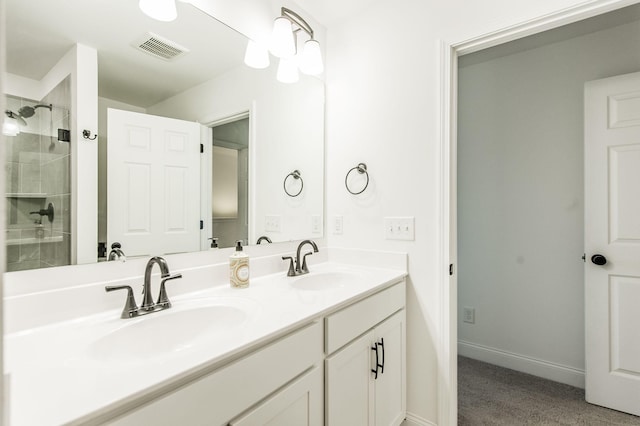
[3,0,324,272]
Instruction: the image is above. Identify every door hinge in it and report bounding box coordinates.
[449,264,454,276]
[200,143,204,153]
[199,220,204,230]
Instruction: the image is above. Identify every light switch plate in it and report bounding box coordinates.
[333,216,343,235]
[463,307,476,324]
[265,215,281,232]
[311,215,322,234]
[384,217,415,240]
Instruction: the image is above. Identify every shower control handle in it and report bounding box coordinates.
[30,203,55,223]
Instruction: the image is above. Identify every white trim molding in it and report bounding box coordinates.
[404,412,438,426]
[441,0,637,425]
[458,340,585,388]
[437,38,457,426]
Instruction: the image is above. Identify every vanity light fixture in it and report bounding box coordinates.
[244,7,324,82]
[3,111,21,136]
[139,0,177,22]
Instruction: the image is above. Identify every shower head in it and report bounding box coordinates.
[18,104,52,119]
[5,110,27,126]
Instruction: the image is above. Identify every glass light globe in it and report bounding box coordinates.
[3,116,20,136]
[270,17,296,58]
[299,39,323,75]
[277,57,299,84]
[244,40,270,69]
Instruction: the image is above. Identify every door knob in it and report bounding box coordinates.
[591,254,607,266]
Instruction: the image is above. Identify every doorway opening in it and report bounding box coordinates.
[445,1,640,423]
[210,116,249,249]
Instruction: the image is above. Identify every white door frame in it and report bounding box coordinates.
[200,109,253,250]
[439,0,639,424]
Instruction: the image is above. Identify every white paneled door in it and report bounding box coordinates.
[107,108,201,257]
[585,72,640,416]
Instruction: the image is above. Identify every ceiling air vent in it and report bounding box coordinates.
[132,32,189,61]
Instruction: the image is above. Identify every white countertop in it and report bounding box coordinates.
[5,259,406,426]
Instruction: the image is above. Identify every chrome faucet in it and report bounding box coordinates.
[256,236,273,244]
[142,256,169,311]
[107,242,126,262]
[105,256,182,319]
[282,240,319,276]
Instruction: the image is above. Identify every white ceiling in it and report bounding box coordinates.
[292,0,379,27]
[6,0,248,107]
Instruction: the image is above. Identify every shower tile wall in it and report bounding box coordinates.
[5,76,72,272]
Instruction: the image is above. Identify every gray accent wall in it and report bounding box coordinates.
[457,17,640,385]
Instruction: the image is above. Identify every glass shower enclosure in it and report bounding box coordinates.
[4,77,72,272]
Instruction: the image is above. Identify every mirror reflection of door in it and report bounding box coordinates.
[107,108,201,257]
[211,117,249,248]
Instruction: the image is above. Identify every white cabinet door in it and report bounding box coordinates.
[585,72,640,416]
[326,330,375,426]
[326,310,407,426]
[107,108,201,257]
[374,311,406,426]
[230,366,323,426]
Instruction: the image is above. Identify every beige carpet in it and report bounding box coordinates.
[458,356,640,425]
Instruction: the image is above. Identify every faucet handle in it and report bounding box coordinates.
[105,285,139,319]
[282,256,296,276]
[157,273,183,308]
[301,251,314,274]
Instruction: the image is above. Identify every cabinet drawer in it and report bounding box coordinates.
[107,321,323,426]
[325,281,405,354]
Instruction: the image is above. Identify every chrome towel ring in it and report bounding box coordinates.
[284,170,304,197]
[345,163,369,195]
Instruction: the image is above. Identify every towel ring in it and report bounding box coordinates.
[345,163,369,195]
[284,170,304,197]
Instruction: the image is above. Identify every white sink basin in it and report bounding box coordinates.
[289,271,360,291]
[88,298,256,361]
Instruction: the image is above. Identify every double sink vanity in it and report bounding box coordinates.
[4,245,407,425]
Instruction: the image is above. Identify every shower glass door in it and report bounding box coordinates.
[4,78,72,271]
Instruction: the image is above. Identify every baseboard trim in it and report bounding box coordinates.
[403,412,437,426]
[458,340,585,388]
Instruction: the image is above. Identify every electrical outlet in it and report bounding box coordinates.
[333,216,343,235]
[463,307,475,324]
[384,217,415,240]
[311,215,322,234]
[265,215,281,232]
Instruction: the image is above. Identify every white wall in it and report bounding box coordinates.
[457,19,640,387]
[323,0,637,424]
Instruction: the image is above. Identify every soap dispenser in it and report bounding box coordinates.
[209,237,219,250]
[229,240,249,288]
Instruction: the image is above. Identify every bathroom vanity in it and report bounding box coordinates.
[3,248,407,425]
